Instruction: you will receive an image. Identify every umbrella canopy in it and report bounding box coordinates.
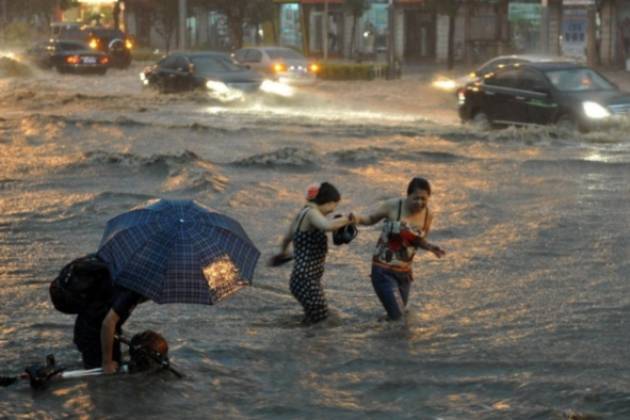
[97,199,260,305]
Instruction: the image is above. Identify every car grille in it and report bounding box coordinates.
[608,103,630,115]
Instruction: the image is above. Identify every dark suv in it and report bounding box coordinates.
[458,62,630,132]
[50,23,133,69]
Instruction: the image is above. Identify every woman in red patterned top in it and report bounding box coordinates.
[356,177,445,320]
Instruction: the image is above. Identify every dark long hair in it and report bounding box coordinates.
[407,177,431,196]
[309,182,341,205]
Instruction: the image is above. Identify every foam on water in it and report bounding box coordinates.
[0,66,629,419]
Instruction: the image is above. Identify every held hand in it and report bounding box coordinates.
[347,212,356,224]
[430,244,446,258]
[102,361,119,374]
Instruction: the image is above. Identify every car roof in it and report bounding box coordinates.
[517,62,587,71]
[167,51,231,59]
[50,22,81,27]
[488,54,573,62]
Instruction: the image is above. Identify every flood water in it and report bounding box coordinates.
[1,64,629,419]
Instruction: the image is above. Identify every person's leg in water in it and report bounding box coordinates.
[302,283,328,324]
[74,312,122,369]
[398,272,412,309]
[371,265,408,320]
[290,276,329,324]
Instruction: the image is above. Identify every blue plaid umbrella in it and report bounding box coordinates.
[97,199,260,305]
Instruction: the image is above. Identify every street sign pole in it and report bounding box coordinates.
[179,0,187,50]
[323,0,329,60]
[387,0,395,79]
[540,0,549,53]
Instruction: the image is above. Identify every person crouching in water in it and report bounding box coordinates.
[355,177,446,321]
[275,182,355,324]
[74,284,147,373]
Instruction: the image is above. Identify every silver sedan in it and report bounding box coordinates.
[232,47,319,85]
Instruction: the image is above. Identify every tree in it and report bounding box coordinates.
[344,0,369,59]
[127,0,179,52]
[191,0,274,50]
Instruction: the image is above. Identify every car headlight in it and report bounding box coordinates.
[260,79,294,97]
[458,90,466,105]
[582,101,611,119]
[206,80,230,94]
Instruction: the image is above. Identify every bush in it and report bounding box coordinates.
[3,21,38,46]
[132,48,165,62]
[318,63,390,81]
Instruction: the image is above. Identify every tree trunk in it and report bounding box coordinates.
[350,15,357,59]
[447,12,455,70]
[586,5,598,66]
[229,15,243,50]
[464,2,472,65]
[113,0,121,31]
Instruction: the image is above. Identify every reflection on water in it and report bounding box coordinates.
[0,67,629,419]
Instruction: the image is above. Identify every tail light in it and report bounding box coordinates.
[273,63,286,73]
[99,56,110,65]
[65,55,80,64]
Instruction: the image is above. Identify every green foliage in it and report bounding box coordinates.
[60,0,80,10]
[318,63,390,81]
[132,48,165,62]
[3,21,35,45]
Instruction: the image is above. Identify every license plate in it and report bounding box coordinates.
[82,56,97,64]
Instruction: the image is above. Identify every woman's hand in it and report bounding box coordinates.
[429,244,446,258]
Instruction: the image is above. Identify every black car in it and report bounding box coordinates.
[141,52,264,99]
[50,23,133,69]
[458,62,630,132]
[83,27,133,69]
[25,40,110,75]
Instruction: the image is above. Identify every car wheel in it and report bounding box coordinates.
[471,111,492,130]
[555,114,578,132]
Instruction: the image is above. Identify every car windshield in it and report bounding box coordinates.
[58,42,89,51]
[266,48,304,60]
[545,68,615,92]
[191,56,243,73]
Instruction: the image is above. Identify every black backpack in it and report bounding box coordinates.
[49,254,113,314]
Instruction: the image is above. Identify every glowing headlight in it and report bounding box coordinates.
[139,72,148,85]
[458,91,466,105]
[260,79,294,97]
[431,78,456,92]
[89,39,99,49]
[206,80,230,94]
[582,101,610,119]
[125,39,133,49]
[273,63,286,73]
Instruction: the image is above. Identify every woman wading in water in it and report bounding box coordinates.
[355,177,446,321]
[274,182,354,324]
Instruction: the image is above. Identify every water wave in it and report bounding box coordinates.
[231,147,320,170]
